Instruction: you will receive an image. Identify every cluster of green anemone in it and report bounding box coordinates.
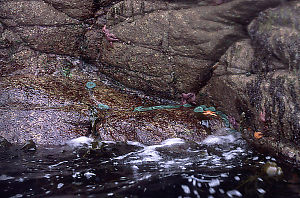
[194,105,229,127]
[85,81,230,128]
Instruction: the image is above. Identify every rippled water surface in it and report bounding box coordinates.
[1,129,300,198]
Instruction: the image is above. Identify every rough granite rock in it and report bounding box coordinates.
[44,0,94,20]
[0,0,85,57]
[202,1,300,163]
[95,0,283,97]
[248,1,300,71]
[0,0,299,165]
[0,62,215,145]
[0,1,80,26]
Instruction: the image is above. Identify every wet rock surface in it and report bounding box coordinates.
[0,136,12,150]
[0,0,299,165]
[98,0,283,96]
[0,58,220,145]
[202,1,300,163]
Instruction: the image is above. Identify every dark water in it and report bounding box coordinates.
[1,128,300,198]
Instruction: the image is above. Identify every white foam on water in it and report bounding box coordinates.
[0,174,14,181]
[126,141,145,148]
[227,190,242,197]
[9,194,23,198]
[123,138,186,164]
[257,188,266,194]
[57,183,64,189]
[139,138,185,162]
[222,148,244,160]
[139,146,162,162]
[160,138,185,146]
[181,185,191,194]
[66,136,93,148]
[202,134,236,145]
[209,187,216,194]
[48,161,68,169]
[208,179,220,187]
[84,172,96,179]
[234,176,240,181]
[72,172,81,178]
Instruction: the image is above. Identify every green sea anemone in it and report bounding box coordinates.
[98,103,110,110]
[86,81,96,89]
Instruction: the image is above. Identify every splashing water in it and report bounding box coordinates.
[0,129,299,198]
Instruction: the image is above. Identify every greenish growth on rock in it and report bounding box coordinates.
[98,103,110,110]
[133,104,193,112]
[193,105,216,113]
[134,104,183,112]
[194,105,230,127]
[21,139,36,152]
[86,81,96,89]
[61,62,72,77]
[193,105,206,113]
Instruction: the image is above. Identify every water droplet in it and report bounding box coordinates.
[227,190,242,197]
[181,185,190,194]
[57,183,64,189]
[209,187,216,194]
[257,188,266,194]
[234,176,240,181]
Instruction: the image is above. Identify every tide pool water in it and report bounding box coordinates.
[1,129,299,198]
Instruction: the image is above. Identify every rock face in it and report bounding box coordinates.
[97,0,283,98]
[202,1,300,163]
[0,60,217,145]
[0,0,299,164]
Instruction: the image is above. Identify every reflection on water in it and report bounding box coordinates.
[0,128,299,198]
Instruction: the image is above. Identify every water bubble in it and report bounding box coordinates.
[253,156,259,160]
[220,173,228,177]
[209,179,220,187]
[227,190,242,197]
[193,190,200,197]
[234,176,240,181]
[17,178,24,182]
[10,194,23,198]
[209,187,216,194]
[0,174,14,181]
[192,179,196,187]
[84,172,96,179]
[181,185,191,194]
[57,183,64,189]
[72,172,81,178]
[257,188,266,194]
